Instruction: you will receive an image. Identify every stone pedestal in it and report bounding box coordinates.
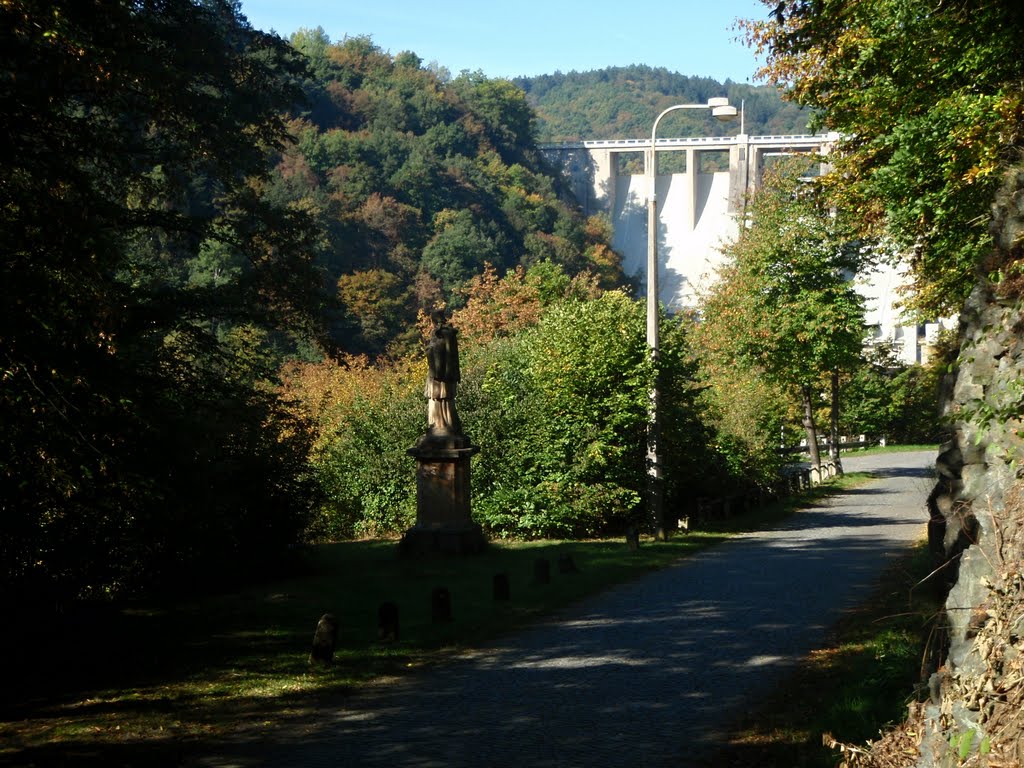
[399,434,486,557]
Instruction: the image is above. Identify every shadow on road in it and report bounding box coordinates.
[866,465,936,479]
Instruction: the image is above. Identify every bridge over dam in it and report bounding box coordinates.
[541,133,951,364]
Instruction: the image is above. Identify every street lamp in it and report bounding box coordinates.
[645,97,737,540]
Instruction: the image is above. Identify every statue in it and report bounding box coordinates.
[401,308,484,557]
[424,310,462,439]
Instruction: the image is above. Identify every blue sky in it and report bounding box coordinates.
[239,1,770,83]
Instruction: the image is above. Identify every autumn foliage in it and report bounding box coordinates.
[742,0,1024,317]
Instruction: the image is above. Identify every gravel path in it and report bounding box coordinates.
[193,450,936,768]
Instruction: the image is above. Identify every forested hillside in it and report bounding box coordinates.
[514,66,810,142]
[274,30,626,356]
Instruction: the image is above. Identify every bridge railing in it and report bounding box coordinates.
[540,133,838,151]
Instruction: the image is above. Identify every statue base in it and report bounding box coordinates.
[400,435,486,558]
[398,523,487,558]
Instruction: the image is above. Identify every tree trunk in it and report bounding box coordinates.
[801,384,822,470]
[830,369,844,475]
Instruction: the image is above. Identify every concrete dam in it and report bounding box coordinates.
[542,133,953,364]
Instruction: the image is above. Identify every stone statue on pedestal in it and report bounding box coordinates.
[401,309,484,557]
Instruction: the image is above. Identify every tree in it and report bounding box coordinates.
[471,291,652,537]
[841,340,948,444]
[742,0,1024,317]
[698,161,866,469]
[1,0,324,602]
[421,209,502,305]
[450,264,544,346]
[336,269,413,351]
[290,26,333,80]
[295,356,423,540]
[453,72,538,163]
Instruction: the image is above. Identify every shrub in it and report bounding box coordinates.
[287,357,423,540]
[471,291,653,537]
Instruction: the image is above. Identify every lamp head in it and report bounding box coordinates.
[712,105,738,122]
[706,97,737,122]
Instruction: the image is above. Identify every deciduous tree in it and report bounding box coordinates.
[698,162,865,469]
[742,0,1024,317]
[1,0,324,602]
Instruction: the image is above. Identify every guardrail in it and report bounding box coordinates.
[678,456,843,531]
[778,438,882,455]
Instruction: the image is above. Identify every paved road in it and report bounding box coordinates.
[194,450,936,768]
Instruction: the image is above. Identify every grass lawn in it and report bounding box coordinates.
[0,468,932,767]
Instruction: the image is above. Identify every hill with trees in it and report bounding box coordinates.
[275,30,627,356]
[513,65,811,142]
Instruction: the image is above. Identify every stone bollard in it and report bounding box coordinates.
[310,613,338,665]
[493,572,511,601]
[533,557,551,585]
[625,526,640,551]
[431,587,452,622]
[378,602,399,642]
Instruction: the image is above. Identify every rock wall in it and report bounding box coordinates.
[912,170,1024,767]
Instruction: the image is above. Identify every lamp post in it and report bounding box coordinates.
[645,98,737,540]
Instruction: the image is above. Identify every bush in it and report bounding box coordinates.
[291,291,735,541]
[841,342,946,444]
[287,357,422,540]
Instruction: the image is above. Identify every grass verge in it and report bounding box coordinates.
[1,471,886,766]
[840,443,940,457]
